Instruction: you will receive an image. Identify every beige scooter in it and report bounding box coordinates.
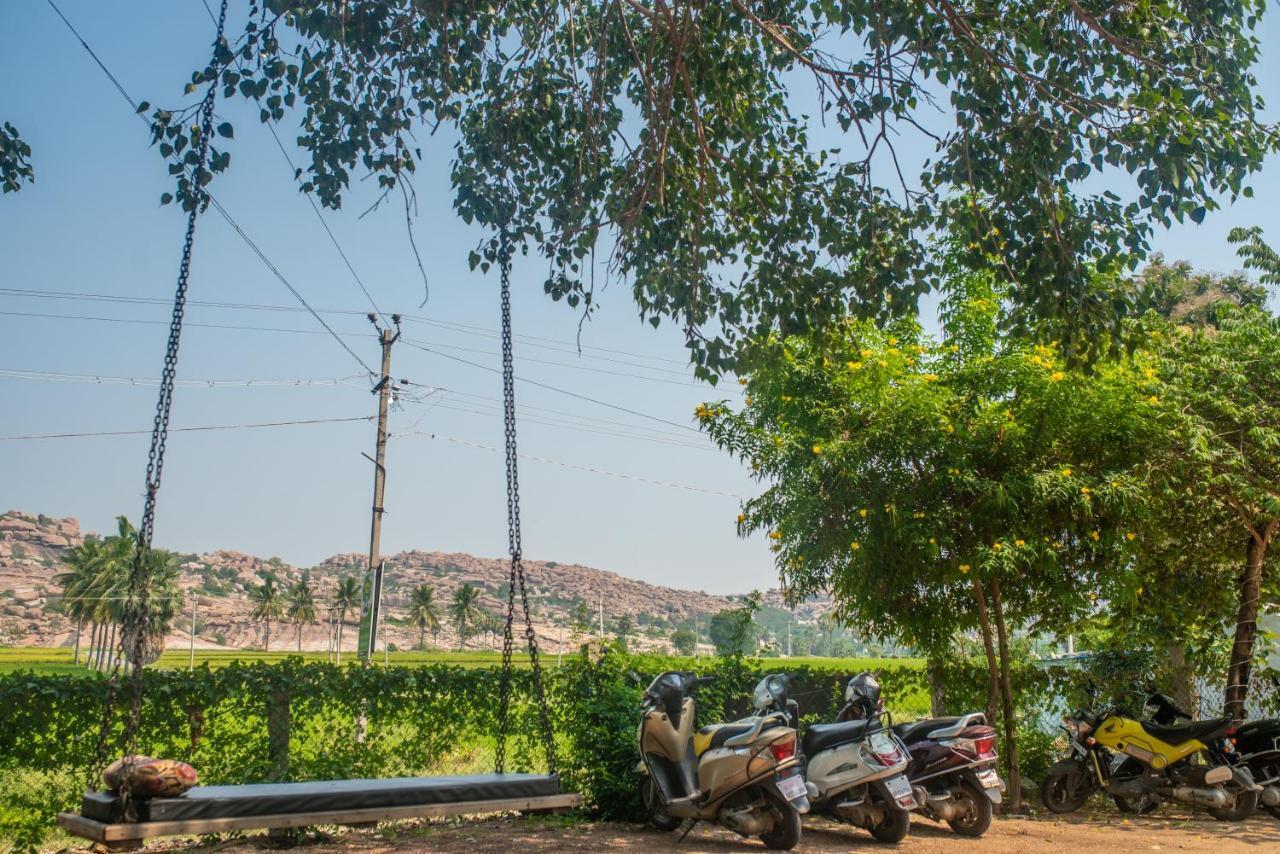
[635,671,810,850]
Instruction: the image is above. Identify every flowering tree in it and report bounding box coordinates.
[699,267,1153,805]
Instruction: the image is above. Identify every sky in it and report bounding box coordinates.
[1,2,1277,595]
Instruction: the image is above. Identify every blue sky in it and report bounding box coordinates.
[1,2,1276,594]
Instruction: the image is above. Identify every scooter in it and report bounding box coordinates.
[887,712,1003,836]
[636,671,810,850]
[1142,691,1280,819]
[753,672,918,843]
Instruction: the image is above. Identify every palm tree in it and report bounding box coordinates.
[450,583,482,651]
[408,584,442,651]
[286,575,318,652]
[249,574,285,651]
[334,575,361,663]
[56,536,102,666]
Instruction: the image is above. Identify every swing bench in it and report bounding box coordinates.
[59,4,577,844]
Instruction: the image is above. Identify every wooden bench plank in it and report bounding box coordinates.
[58,792,582,843]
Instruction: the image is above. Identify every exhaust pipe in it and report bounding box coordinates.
[1171,786,1229,809]
[720,806,767,836]
[925,793,961,821]
[1260,785,1280,808]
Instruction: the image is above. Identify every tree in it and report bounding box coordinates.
[249,574,285,652]
[142,2,1273,377]
[1149,306,1280,719]
[671,628,698,656]
[408,584,442,650]
[708,593,763,657]
[286,575,317,652]
[614,614,633,650]
[0,122,32,194]
[1136,255,1266,326]
[700,266,1154,806]
[570,600,594,642]
[450,584,482,651]
[333,575,360,663]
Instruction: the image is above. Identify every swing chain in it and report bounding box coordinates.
[494,226,558,776]
[95,0,229,816]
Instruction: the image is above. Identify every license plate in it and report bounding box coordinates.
[777,772,807,802]
[977,769,1001,790]
[886,774,914,805]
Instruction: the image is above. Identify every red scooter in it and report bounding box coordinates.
[840,677,1003,837]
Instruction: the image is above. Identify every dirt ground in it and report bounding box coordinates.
[152,810,1280,854]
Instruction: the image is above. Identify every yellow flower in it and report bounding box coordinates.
[813,444,823,455]
[948,468,960,475]
[847,361,863,370]
[1050,371,1066,382]
[859,508,868,518]
[912,512,925,519]
[768,530,782,540]
[944,424,955,433]
[914,345,926,354]
[745,396,753,406]
[1061,467,1072,477]
[781,395,793,402]
[850,541,861,551]
[738,377,748,385]
[736,513,746,524]
[1015,539,1026,547]
[1080,486,1091,495]
[1148,395,1160,405]
[1126,532,1136,541]
[860,349,872,358]
[922,374,939,382]
[929,537,936,545]
[960,564,971,574]
[992,543,1002,551]
[888,336,898,345]
[1090,530,1100,541]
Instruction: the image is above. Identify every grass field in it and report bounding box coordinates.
[0,646,922,675]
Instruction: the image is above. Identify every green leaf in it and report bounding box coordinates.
[217,122,234,139]
[1190,206,1207,224]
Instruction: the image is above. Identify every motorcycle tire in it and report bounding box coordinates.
[1207,786,1259,823]
[757,786,802,851]
[1040,758,1096,813]
[948,779,993,838]
[868,806,910,843]
[641,775,682,832]
[1110,758,1160,816]
[1265,803,1280,820]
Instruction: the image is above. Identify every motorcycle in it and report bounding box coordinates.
[1040,691,1259,820]
[753,671,918,843]
[635,670,810,850]
[1142,691,1280,819]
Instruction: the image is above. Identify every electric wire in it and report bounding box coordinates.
[0,368,367,388]
[42,0,377,378]
[0,416,373,442]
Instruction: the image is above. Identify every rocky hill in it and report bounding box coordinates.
[0,510,778,655]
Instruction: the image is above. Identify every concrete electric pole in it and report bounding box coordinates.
[360,314,400,663]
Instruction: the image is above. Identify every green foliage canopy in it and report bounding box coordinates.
[143,0,1276,375]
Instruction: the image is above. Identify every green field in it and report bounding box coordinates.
[0,646,921,675]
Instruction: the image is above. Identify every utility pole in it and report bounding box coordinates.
[188,595,197,670]
[599,594,605,639]
[360,314,400,662]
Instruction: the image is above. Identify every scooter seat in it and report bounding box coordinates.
[696,722,757,754]
[803,720,873,756]
[892,717,962,745]
[1139,717,1232,745]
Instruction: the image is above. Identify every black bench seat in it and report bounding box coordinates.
[82,773,562,823]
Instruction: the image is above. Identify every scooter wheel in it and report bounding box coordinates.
[641,776,682,832]
[1265,804,1280,821]
[757,786,802,850]
[1207,787,1258,823]
[869,807,910,843]
[948,779,993,838]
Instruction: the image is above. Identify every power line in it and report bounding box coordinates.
[0,368,367,388]
[397,431,745,498]
[399,339,702,433]
[0,287,693,368]
[0,416,372,442]
[42,0,377,378]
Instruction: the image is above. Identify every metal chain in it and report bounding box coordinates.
[494,227,558,776]
[92,0,229,817]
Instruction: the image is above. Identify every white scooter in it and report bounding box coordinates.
[754,672,919,842]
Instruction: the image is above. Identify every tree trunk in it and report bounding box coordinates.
[1225,528,1271,719]
[73,617,83,665]
[105,621,117,670]
[267,680,291,782]
[263,621,271,652]
[926,653,947,717]
[989,577,1022,812]
[972,578,1001,725]
[1165,640,1196,718]
[336,610,345,664]
[297,622,303,652]
[419,625,425,651]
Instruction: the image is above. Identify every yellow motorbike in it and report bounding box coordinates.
[1040,694,1259,820]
